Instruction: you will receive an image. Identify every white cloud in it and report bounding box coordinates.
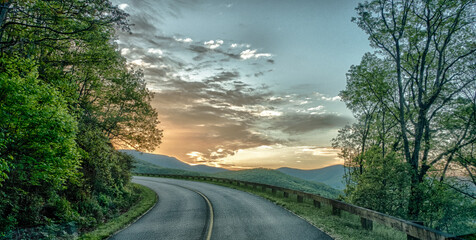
[118,3,129,10]
[230,43,238,48]
[187,151,205,162]
[259,110,283,117]
[240,49,256,59]
[204,39,224,49]
[255,53,272,58]
[315,92,342,102]
[204,40,214,45]
[257,145,273,149]
[147,48,163,55]
[130,59,155,68]
[322,96,341,101]
[175,37,193,43]
[308,106,324,111]
[120,48,130,55]
[240,49,272,60]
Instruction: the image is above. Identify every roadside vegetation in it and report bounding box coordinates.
[0,0,161,238]
[79,184,157,240]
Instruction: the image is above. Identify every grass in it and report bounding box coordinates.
[79,183,157,240]
[197,179,407,240]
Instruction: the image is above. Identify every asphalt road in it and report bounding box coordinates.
[110,176,333,240]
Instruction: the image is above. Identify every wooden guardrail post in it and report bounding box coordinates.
[407,222,424,240]
[297,195,304,203]
[361,217,373,230]
[272,188,276,194]
[283,192,289,198]
[332,206,341,216]
[313,200,321,208]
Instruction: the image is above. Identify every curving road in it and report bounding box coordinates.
[110,176,333,240]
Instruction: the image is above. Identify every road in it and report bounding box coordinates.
[110,176,333,240]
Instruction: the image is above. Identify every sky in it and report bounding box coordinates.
[112,0,372,170]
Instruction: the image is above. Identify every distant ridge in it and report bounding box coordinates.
[277,165,346,190]
[122,149,346,192]
[120,150,229,174]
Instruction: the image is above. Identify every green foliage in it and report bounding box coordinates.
[420,180,476,234]
[345,147,410,219]
[0,0,162,236]
[0,56,80,231]
[79,184,157,240]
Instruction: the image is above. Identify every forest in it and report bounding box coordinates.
[0,0,162,237]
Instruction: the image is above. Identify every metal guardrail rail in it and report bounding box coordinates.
[139,173,469,240]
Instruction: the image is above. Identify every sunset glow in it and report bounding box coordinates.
[112,0,372,169]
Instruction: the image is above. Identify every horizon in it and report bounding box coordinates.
[121,149,344,171]
[112,0,370,169]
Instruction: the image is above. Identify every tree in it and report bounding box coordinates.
[0,0,162,234]
[335,0,476,232]
[0,56,80,230]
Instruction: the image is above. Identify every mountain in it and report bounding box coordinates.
[132,157,206,176]
[277,165,346,190]
[213,168,342,198]
[120,150,229,174]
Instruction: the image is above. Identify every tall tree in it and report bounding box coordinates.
[335,0,476,230]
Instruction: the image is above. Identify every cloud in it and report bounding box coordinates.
[240,49,272,60]
[270,113,351,134]
[175,37,193,43]
[259,110,283,117]
[204,39,224,49]
[204,71,240,83]
[147,48,163,55]
[315,92,341,102]
[322,96,341,101]
[308,106,324,111]
[145,70,281,163]
[121,48,130,55]
[118,3,129,10]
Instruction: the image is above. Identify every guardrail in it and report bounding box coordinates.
[137,173,469,240]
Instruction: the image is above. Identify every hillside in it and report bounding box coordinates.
[277,165,346,190]
[121,150,228,174]
[213,168,342,198]
[132,157,206,176]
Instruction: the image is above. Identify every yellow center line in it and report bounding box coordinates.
[136,178,214,240]
[194,190,214,240]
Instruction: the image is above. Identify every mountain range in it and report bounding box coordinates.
[121,150,346,192]
[277,165,346,190]
[120,150,228,174]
